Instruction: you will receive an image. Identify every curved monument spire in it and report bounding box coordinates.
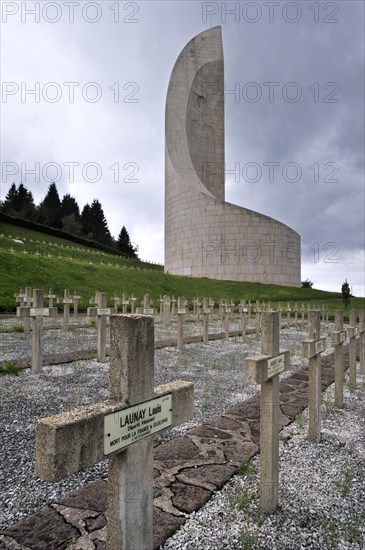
[165,27,301,286]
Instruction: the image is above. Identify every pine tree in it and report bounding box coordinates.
[341,279,351,308]
[81,200,113,246]
[38,183,62,228]
[61,194,82,235]
[117,226,138,258]
[16,184,36,219]
[88,199,113,246]
[61,194,81,221]
[2,183,18,215]
[81,203,94,239]
[1,183,36,219]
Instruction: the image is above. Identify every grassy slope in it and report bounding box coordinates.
[1,223,364,318]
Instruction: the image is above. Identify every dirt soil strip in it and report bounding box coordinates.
[0,348,346,550]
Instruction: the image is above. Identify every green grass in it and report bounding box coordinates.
[1,221,364,314]
[0,361,24,376]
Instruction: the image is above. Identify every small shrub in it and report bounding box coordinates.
[12,322,24,333]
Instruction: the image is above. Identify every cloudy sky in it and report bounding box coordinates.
[1,1,364,295]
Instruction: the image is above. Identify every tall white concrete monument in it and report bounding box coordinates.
[165,26,301,286]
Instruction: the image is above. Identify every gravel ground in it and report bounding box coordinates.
[1,318,363,550]
[161,375,365,550]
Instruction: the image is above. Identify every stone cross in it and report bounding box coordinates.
[72,290,81,316]
[301,304,305,326]
[302,310,326,443]
[130,293,136,314]
[113,293,121,312]
[57,289,73,326]
[44,288,57,309]
[162,295,171,325]
[16,286,32,333]
[294,303,298,327]
[359,310,365,375]
[87,293,98,317]
[143,294,154,316]
[176,297,187,350]
[35,315,194,550]
[239,300,247,337]
[244,312,290,512]
[202,298,210,344]
[286,302,291,328]
[29,289,58,373]
[122,293,129,314]
[96,292,117,363]
[224,303,232,341]
[347,310,358,389]
[331,310,346,408]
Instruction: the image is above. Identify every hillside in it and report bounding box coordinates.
[1,222,363,318]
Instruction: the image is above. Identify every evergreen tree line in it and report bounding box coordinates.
[0,182,138,258]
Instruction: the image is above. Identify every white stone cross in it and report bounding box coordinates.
[239,300,248,337]
[44,288,57,309]
[347,310,358,389]
[29,289,57,373]
[302,310,326,443]
[35,315,194,550]
[331,310,346,408]
[96,292,117,363]
[143,293,154,316]
[57,289,74,326]
[16,286,32,333]
[72,290,81,316]
[244,312,290,513]
[121,292,129,314]
[359,310,365,375]
[176,297,187,350]
[202,297,211,344]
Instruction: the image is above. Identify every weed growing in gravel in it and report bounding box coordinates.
[12,322,24,333]
[237,462,256,477]
[322,516,339,549]
[0,361,23,376]
[337,468,353,497]
[241,530,258,549]
[295,411,306,429]
[321,391,333,416]
[345,509,361,543]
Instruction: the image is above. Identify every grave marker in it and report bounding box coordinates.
[244,312,290,513]
[30,289,57,373]
[202,297,211,344]
[359,310,365,375]
[331,310,346,408]
[122,293,129,314]
[44,288,57,309]
[130,293,137,314]
[286,302,291,328]
[143,294,154,315]
[176,297,187,350]
[347,310,358,389]
[57,289,73,326]
[96,292,117,363]
[162,295,171,325]
[302,310,326,443]
[239,300,247,337]
[35,315,194,550]
[72,290,81,316]
[16,286,32,333]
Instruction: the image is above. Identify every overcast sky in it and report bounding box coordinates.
[1,1,364,295]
